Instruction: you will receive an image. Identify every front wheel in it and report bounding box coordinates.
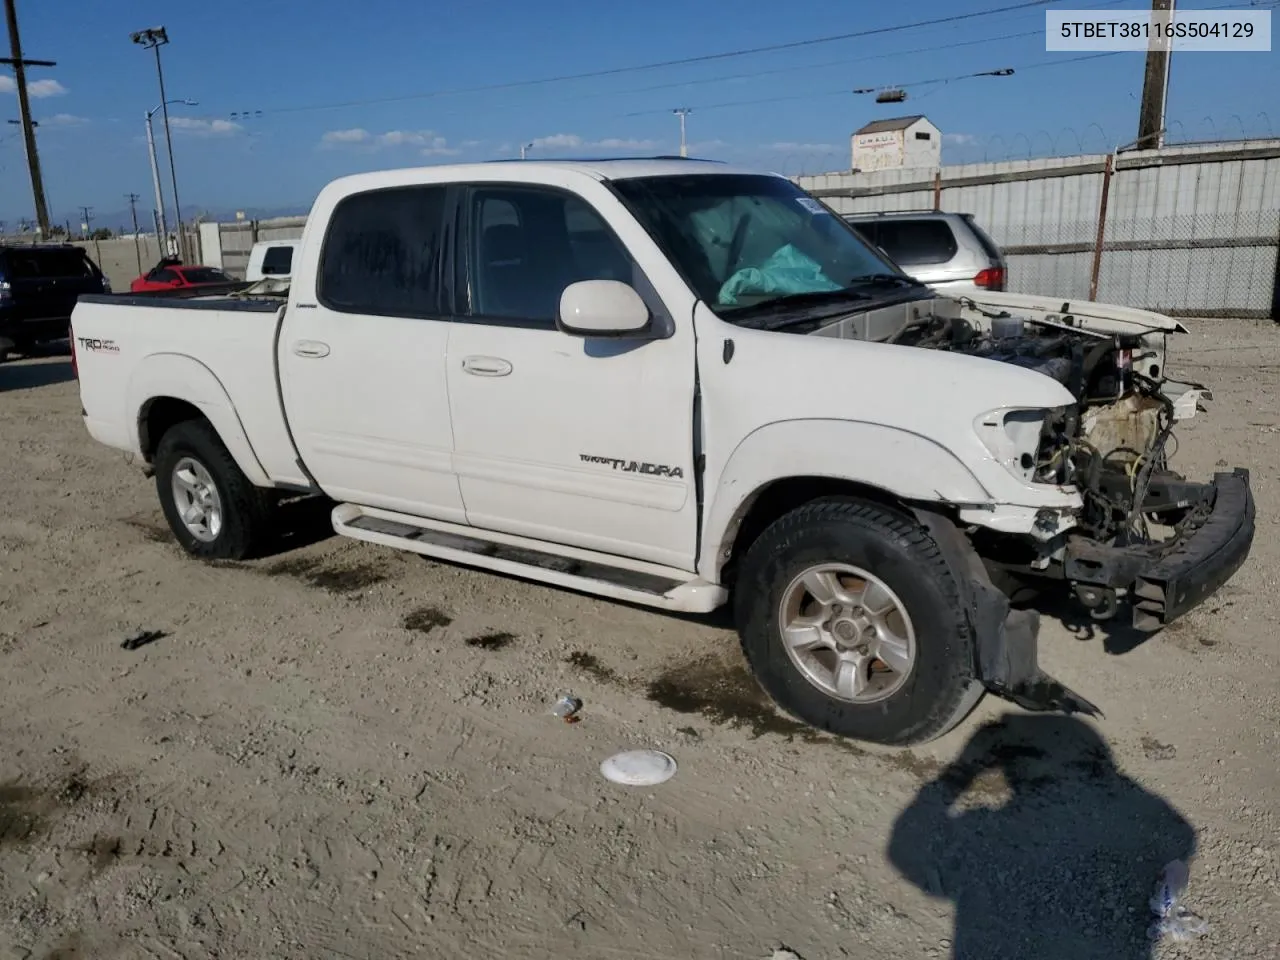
[154,420,274,560]
[734,498,983,746]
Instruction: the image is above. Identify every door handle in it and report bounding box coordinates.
[461,355,512,377]
[292,340,330,359]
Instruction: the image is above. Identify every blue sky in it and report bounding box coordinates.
[1,0,1276,228]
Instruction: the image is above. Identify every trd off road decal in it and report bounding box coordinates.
[580,454,684,479]
[76,337,120,353]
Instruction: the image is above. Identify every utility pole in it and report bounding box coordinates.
[673,108,692,158]
[2,0,55,235]
[125,193,143,273]
[1137,0,1175,150]
[78,205,93,238]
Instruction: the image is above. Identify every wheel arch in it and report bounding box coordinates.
[129,353,271,487]
[700,419,991,583]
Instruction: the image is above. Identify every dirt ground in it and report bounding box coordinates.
[1,320,1278,960]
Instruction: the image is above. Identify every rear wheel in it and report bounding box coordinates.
[154,420,274,560]
[734,498,983,746]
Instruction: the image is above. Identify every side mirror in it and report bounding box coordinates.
[557,280,651,339]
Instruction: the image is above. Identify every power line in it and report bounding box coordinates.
[623,52,1124,119]
[240,0,1062,118]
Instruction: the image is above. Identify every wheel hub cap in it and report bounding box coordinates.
[777,563,917,704]
[170,456,224,543]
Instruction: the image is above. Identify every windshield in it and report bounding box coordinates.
[611,173,907,316]
[182,267,232,284]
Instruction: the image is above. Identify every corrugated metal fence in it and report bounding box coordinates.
[798,139,1280,319]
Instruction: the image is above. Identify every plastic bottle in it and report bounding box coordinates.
[1148,860,1210,942]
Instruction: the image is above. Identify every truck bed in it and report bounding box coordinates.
[71,294,307,488]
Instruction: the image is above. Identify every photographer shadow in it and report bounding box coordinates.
[887,714,1195,960]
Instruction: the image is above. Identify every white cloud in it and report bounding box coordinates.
[943,133,978,146]
[376,129,428,147]
[41,113,88,127]
[322,127,370,144]
[765,142,838,153]
[168,116,242,137]
[320,128,461,155]
[420,136,460,157]
[459,139,482,148]
[531,133,582,150]
[688,139,729,152]
[527,134,660,153]
[593,137,658,150]
[0,77,67,98]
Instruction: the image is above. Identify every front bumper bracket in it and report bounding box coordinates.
[1065,468,1255,631]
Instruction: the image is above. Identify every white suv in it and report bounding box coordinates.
[843,211,1006,295]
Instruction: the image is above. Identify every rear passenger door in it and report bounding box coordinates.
[278,184,466,522]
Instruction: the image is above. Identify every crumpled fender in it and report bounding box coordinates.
[127,352,271,487]
[700,418,993,579]
[912,504,1101,718]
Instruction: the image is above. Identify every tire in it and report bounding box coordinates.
[154,419,274,561]
[734,497,983,746]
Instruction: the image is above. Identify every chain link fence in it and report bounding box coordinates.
[801,140,1280,320]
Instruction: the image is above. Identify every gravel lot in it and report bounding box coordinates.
[1,320,1278,960]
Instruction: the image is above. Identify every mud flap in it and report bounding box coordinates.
[912,506,1102,719]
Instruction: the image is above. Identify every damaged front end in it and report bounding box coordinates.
[910,298,1256,716]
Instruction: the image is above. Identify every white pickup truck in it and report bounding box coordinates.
[71,159,1255,746]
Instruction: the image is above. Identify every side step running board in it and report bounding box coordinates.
[331,503,727,614]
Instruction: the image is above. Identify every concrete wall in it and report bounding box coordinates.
[799,138,1280,318]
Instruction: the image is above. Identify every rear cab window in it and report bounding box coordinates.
[317,185,449,317]
[871,219,958,267]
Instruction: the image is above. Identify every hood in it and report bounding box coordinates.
[957,291,1188,336]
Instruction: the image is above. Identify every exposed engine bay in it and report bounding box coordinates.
[805,292,1227,620]
[888,302,1186,545]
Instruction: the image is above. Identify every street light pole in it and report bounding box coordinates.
[143,99,195,257]
[132,27,186,260]
[144,110,169,253]
[520,142,533,160]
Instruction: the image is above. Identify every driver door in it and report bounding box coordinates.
[444,183,698,570]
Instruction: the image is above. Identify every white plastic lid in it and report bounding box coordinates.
[599,749,677,786]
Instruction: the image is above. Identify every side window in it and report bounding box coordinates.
[261,245,293,275]
[873,219,958,266]
[318,185,447,317]
[468,186,634,326]
[152,268,179,283]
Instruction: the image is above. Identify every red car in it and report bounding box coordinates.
[129,259,236,293]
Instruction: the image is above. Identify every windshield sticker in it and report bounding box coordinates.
[796,197,830,215]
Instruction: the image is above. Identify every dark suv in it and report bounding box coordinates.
[0,244,110,360]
